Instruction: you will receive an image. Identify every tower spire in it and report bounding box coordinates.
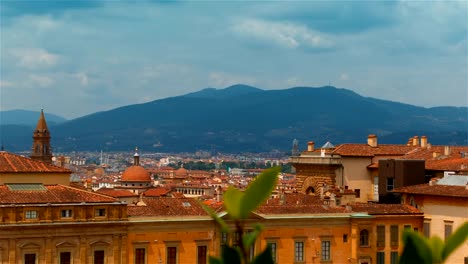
[30,109,52,163]
[133,147,140,166]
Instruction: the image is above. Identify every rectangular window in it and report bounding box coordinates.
[343,234,348,243]
[61,209,73,218]
[167,246,177,264]
[294,241,304,262]
[355,189,361,198]
[135,248,145,264]
[232,232,241,247]
[94,250,104,264]
[95,208,106,217]
[390,225,399,247]
[404,225,411,230]
[377,251,385,264]
[377,226,385,247]
[60,252,71,264]
[423,222,430,238]
[25,210,38,219]
[391,251,399,264]
[321,240,331,261]
[267,242,277,263]
[24,253,36,264]
[387,178,394,191]
[197,245,207,264]
[444,222,453,241]
[221,232,228,245]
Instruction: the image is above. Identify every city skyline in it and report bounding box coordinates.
[1,1,467,119]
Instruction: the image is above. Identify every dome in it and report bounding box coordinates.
[121,165,151,182]
[175,167,188,177]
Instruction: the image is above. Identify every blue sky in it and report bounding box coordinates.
[1,0,467,119]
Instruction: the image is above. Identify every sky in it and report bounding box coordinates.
[0,0,467,119]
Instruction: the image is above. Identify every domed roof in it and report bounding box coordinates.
[121,165,151,182]
[175,167,188,177]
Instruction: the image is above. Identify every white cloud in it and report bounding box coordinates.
[10,48,60,69]
[0,80,15,88]
[29,74,55,87]
[340,73,349,81]
[73,72,89,86]
[232,18,333,49]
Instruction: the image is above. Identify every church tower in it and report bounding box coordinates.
[30,109,53,163]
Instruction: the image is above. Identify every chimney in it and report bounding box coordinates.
[412,136,419,146]
[420,136,427,148]
[433,152,440,158]
[307,141,315,152]
[444,146,451,156]
[367,134,378,147]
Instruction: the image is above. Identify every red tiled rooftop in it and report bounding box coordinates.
[393,183,468,198]
[351,203,421,215]
[96,188,136,198]
[332,144,416,157]
[127,197,208,217]
[0,152,71,173]
[143,187,171,197]
[0,184,119,204]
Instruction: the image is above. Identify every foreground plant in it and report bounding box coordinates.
[399,221,468,264]
[201,167,280,264]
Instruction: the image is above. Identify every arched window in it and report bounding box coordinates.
[360,229,369,246]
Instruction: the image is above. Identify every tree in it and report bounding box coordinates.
[201,167,280,264]
[399,221,468,264]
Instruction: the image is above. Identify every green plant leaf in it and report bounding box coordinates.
[199,201,229,233]
[252,246,274,264]
[441,222,468,261]
[427,236,444,263]
[209,256,223,264]
[399,230,432,264]
[240,167,280,219]
[224,187,244,219]
[243,224,263,249]
[221,245,242,264]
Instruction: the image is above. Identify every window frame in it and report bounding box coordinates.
[359,229,369,247]
[444,221,453,241]
[59,251,72,264]
[390,225,399,247]
[266,240,278,264]
[60,209,73,219]
[387,178,394,191]
[294,239,305,263]
[423,219,431,238]
[165,241,180,264]
[377,225,386,248]
[25,210,38,220]
[95,208,106,218]
[24,253,37,264]
[93,250,105,264]
[321,240,331,262]
[376,251,385,264]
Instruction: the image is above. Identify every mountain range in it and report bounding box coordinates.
[1,85,467,153]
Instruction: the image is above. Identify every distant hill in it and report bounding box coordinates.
[1,85,467,152]
[0,109,67,126]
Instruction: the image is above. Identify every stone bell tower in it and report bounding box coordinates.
[30,109,53,163]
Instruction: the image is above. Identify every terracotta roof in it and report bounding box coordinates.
[393,183,468,198]
[143,187,171,197]
[351,203,421,215]
[332,144,416,157]
[96,188,136,197]
[127,197,208,217]
[402,146,468,171]
[0,184,119,204]
[0,152,71,173]
[121,165,151,182]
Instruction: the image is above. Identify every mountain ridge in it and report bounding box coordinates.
[1,85,466,152]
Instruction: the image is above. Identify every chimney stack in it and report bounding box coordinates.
[444,146,451,156]
[412,136,419,146]
[433,152,440,158]
[420,136,427,148]
[307,141,315,152]
[367,134,378,147]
